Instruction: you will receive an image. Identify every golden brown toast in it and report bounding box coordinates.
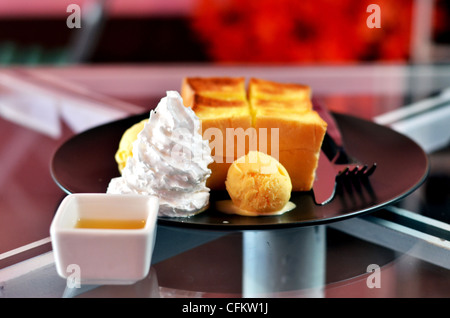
[248,78,326,191]
[248,78,311,102]
[182,77,327,191]
[253,113,327,191]
[181,77,247,108]
[181,77,252,189]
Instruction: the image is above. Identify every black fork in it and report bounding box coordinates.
[314,101,377,201]
[322,132,377,200]
[336,163,377,179]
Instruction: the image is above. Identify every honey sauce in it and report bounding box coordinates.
[75,218,146,229]
[215,200,296,217]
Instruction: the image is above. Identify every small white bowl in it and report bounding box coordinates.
[50,193,159,285]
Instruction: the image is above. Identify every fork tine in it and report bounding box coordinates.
[337,173,354,195]
[364,163,377,177]
[337,167,349,177]
[357,164,368,175]
[335,163,377,205]
[349,166,359,176]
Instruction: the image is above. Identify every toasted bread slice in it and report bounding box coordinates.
[248,78,311,103]
[182,77,253,156]
[253,110,327,191]
[253,108,327,152]
[248,78,326,191]
[251,98,312,111]
[182,77,247,108]
[180,77,327,191]
[278,149,322,191]
[181,77,252,189]
[195,104,253,159]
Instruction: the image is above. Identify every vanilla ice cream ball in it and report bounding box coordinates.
[225,151,292,214]
[114,119,148,173]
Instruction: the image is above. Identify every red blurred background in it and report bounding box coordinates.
[0,0,449,65]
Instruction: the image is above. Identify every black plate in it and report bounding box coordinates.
[51,112,429,230]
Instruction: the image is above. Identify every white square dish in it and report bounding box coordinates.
[50,193,159,285]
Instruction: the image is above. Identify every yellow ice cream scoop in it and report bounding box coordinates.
[225,151,293,215]
[115,119,148,173]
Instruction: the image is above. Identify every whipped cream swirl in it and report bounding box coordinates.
[107,91,213,217]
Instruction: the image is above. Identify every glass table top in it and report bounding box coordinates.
[0,64,449,298]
